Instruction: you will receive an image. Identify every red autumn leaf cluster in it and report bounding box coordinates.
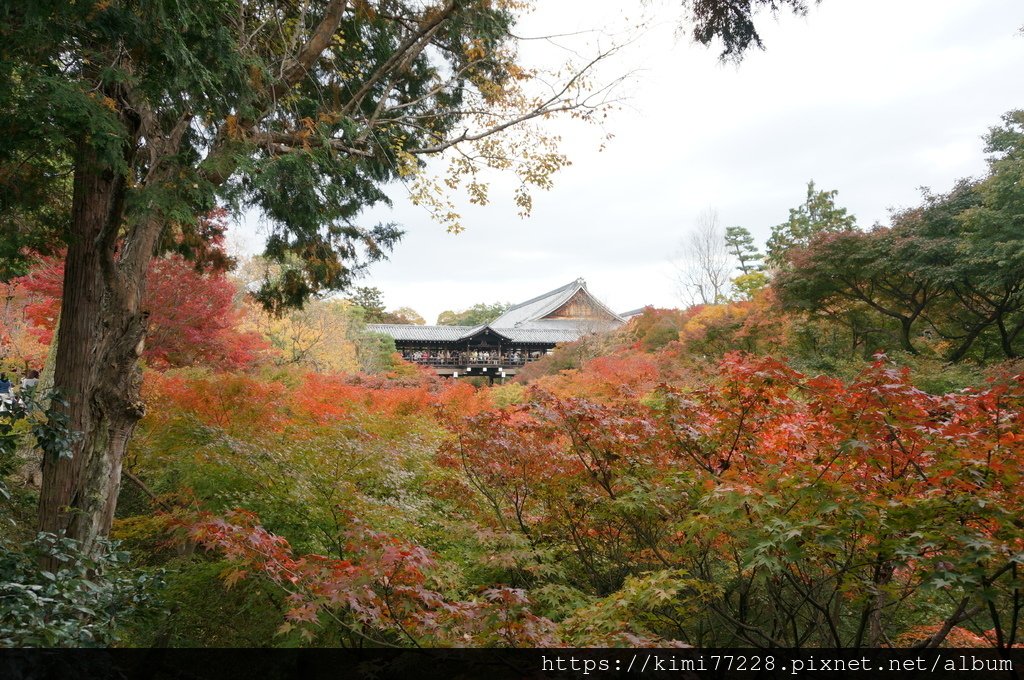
[435,352,1024,647]
[181,509,562,647]
[14,253,265,370]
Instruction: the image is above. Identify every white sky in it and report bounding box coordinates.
[232,0,1024,324]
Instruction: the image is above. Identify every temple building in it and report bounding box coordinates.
[368,278,626,380]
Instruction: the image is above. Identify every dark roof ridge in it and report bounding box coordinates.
[369,323,475,330]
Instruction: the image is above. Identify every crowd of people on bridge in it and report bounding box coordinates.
[401,349,543,366]
[0,368,40,412]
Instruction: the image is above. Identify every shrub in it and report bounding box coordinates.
[0,534,161,647]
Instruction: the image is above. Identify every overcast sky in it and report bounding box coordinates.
[233,0,1023,324]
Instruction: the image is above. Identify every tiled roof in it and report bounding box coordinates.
[367,323,592,344]
[369,278,626,346]
[365,324,477,341]
[489,277,625,328]
[619,307,649,319]
[498,327,593,343]
[489,279,584,328]
[511,318,619,331]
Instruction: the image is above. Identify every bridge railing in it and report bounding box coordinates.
[401,353,542,368]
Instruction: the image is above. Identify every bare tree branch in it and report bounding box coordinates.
[271,0,349,98]
[675,208,732,305]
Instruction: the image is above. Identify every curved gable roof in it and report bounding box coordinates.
[490,278,624,328]
[368,277,625,345]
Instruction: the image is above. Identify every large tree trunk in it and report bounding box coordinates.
[997,316,1021,359]
[36,141,148,558]
[946,320,992,363]
[866,561,895,647]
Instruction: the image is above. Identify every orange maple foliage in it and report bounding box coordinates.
[436,351,1024,647]
[14,254,266,370]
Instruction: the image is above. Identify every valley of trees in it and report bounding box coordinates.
[3,108,1023,649]
[1,0,1022,654]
